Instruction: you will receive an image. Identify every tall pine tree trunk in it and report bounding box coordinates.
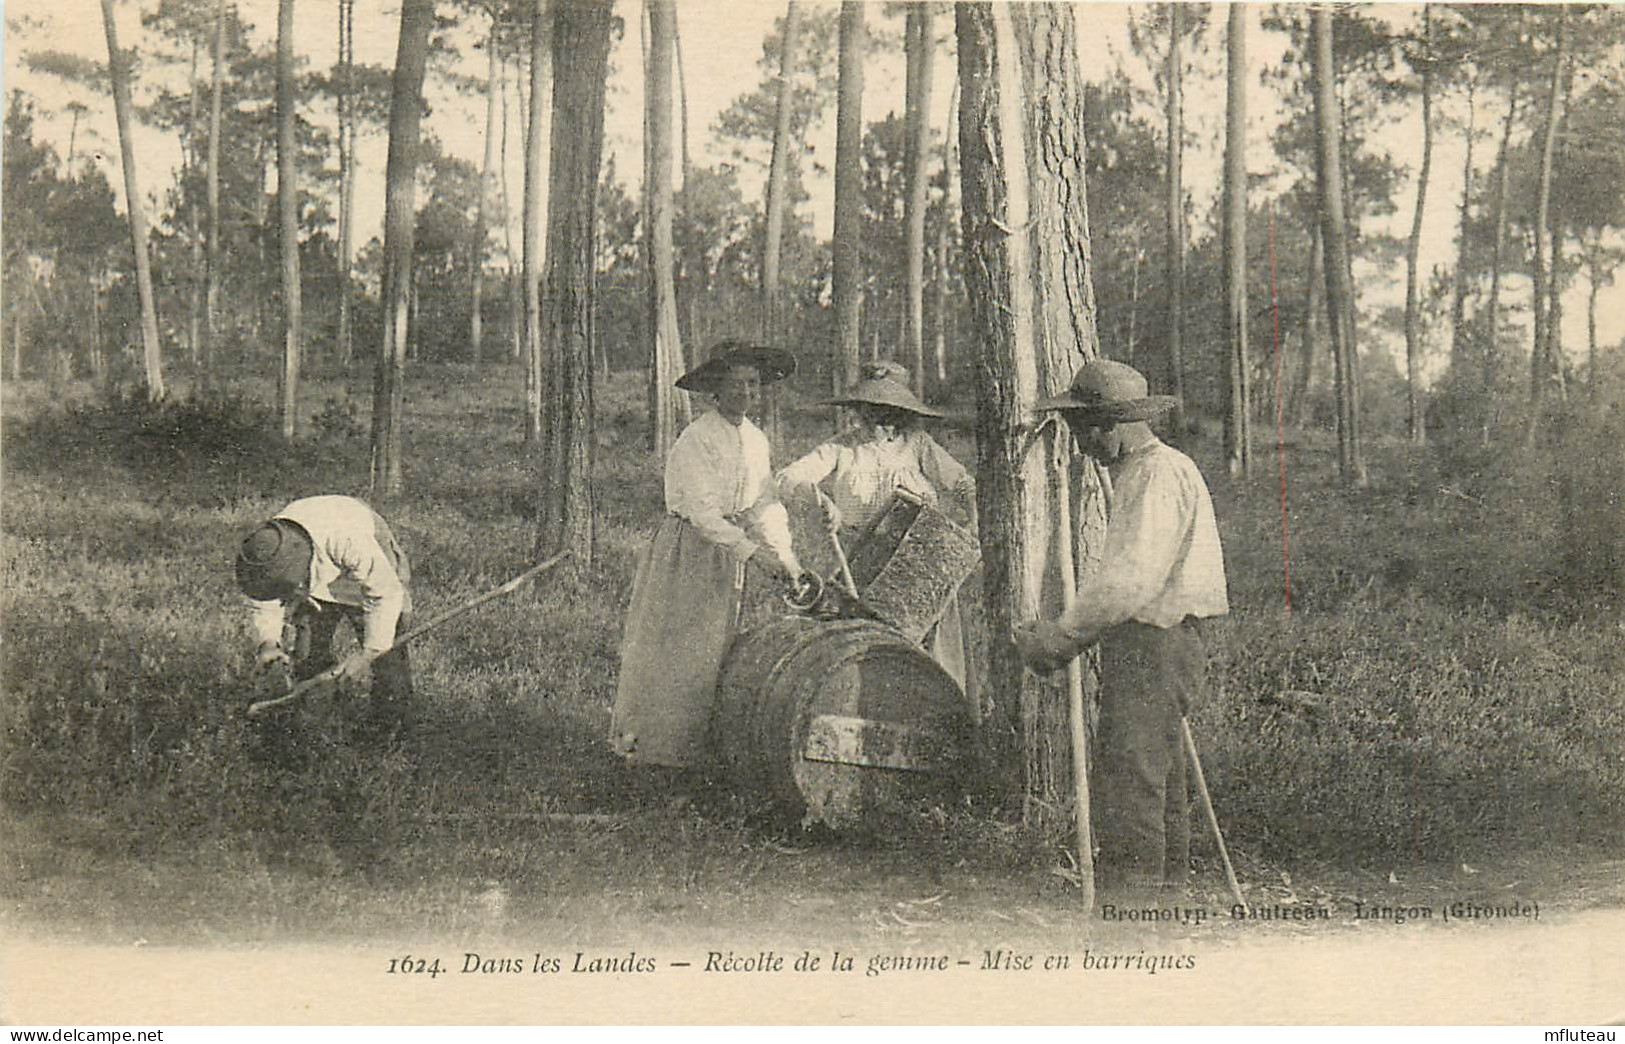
[67,105,83,172]
[89,284,103,377]
[761,1,800,345]
[1312,5,1366,487]
[1485,80,1520,413]
[1009,4,1108,843]
[760,0,802,443]
[1547,226,1566,402]
[1449,73,1476,377]
[471,18,500,367]
[536,0,613,565]
[958,0,1039,800]
[903,3,934,400]
[1127,241,1141,366]
[832,1,866,419]
[673,16,699,359]
[674,15,692,189]
[101,0,166,402]
[186,36,202,369]
[204,0,225,385]
[523,0,555,442]
[931,83,957,396]
[1223,2,1250,476]
[1164,2,1185,427]
[1404,4,1434,445]
[277,0,302,441]
[369,0,435,497]
[502,55,523,364]
[640,3,655,373]
[337,0,356,365]
[1530,14,1568,409]
[1288,223,1323,428]
[408,268,421,361]
[1585,245,1601,400]
[646,0,685,460]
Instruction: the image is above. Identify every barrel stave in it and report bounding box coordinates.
[714,617,974,829]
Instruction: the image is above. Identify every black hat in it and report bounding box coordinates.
[235,519,314,601]
[675,340,797,392]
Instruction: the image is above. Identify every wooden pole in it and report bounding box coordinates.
[1054,429,1095,912]
[1183,716,1246,910]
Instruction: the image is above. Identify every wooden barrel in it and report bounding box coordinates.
[713,615,976,829]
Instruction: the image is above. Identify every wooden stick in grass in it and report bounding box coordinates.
[1184,716,1247,911]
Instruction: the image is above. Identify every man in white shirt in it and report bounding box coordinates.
[236,495,414,746]
[1014,360,1229,896]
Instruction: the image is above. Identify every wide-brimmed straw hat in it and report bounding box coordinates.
[1035,359,1180,424]
[675,340,797,392]
[820,361,943,418]
[235,518,314,601]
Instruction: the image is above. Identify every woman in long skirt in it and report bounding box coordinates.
[612,342,802,771]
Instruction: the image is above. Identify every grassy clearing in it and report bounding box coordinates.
[1193,415,1624,864]
[1,364,1620,940]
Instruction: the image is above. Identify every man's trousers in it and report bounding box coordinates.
[290,600,414,743]
[1094,618,1206,893]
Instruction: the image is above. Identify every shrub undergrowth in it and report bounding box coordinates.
[2,365,1619,892]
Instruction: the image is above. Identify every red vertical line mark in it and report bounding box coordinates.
[1270,203,1293,612]
[1415,738,1425,864]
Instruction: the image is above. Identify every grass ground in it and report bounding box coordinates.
[2,361,1621,956]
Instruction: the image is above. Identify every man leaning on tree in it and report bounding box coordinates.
[1013,360,1229,898]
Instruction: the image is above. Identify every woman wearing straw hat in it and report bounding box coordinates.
[776,361,978,693]
[612,341,805,775]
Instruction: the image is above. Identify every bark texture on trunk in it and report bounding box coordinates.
[1008,3,1109,838]
[369,0,435,497]
[646,0,686,460]
[101,0,166,402]
[204,0,225,381]
[1288,223,1323,428]
[536,0,614,565]
[1485,78,1520,411]
[958,1,1038,798]
[523,0,555,442]
[760,2,800,345]
[337,0,357,365]
[903,4,934,399]
[832,1,866,416]
[186,37,202,368]
[759,1,802,443]
[1312,6,1366,487]
[1404,4,1434,445]
[1529,11,1568,408]
[1164,2,1185,427]
[502,55,522,363]
[277,0,302,440]
[472,20,500,367]
[1223,2,1251,476]
[931,83,957,396]
[1448,73,1476,377]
